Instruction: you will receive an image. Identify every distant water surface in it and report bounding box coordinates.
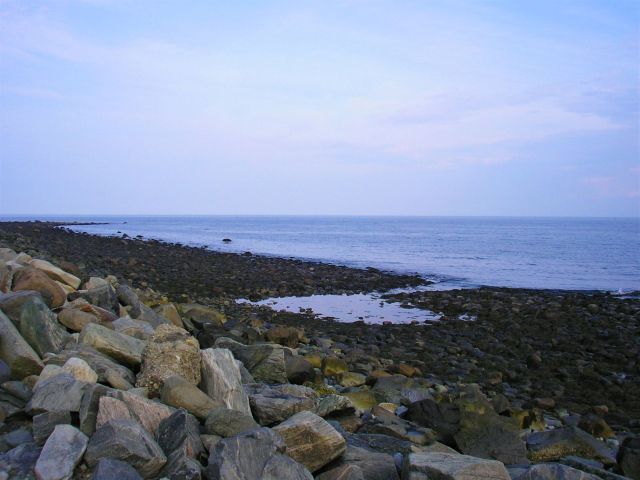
[3,215,639,292]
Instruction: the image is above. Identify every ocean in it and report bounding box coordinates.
[7,215,638,293]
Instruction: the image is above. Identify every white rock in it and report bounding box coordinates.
[34,424,88,480]
[200,348,251,414]
[29,259,81,290]
[62,357,98,383]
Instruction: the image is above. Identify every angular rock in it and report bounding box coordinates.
[33,411,72,445]
[2,428,34,449]
[0,309,44,379]
[18,295,70,357]
[160,449,203,480]
[112,317,154,340]
[158,409,205,460]
[136,324,200,397]
[266,325,303,348]
[29,259,81,290]
[79,323,145,366]
[34,425,88,480]
[339,372,366,388]
[61,357,98,383]
[617,436,640,480]
[1,380,32,402]
[115,284,142,319]
[205,427,312,480]
[161,375,221,419]
[78,284,119,314]
[406,397,461,444]
[0,358,11,383]
[0,290,42,322]
[214,337,287,383]
[331,445,399,480]
[204,407,259,437]
[79,383,113,436]
[273,410,347,472]
[322,356,348,377]
[526,427,616,466]
[155,303,183,328]
[181,304,226,328]
[58,307,101,332]
[99,389,174,437]
[0,442,42,479]
[513,463,603,479]
[316,464,365,480]
[26,373,89,415]
[249,386,316,425]
[403,452,511,480]
[84,419,167,479]
[92,458,143,480]
[314,395,356,418]
[285,355,315,384]
[359,404,435,446]
[200,348,251,414]
[45,344,136,386]
[12,267,67,308]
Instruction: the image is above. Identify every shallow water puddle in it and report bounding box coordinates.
[240,292,441,324]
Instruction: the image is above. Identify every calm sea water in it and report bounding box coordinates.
[6,215,638,293]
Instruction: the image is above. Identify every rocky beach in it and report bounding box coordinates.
[0,221,638,480]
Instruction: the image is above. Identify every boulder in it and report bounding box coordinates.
[29,259,81,290]
[26,373,90,415]
[314,394,356,418]
[273,410,347,472]
[12,267,66,308]
[514,463,603,479]
[181,304,226,328]
[58,307,102,332]
[200,348,251,414]
[154,303,183,328]
[322,356,348,377]
[344,390,377,412]
[214,337,287,383]
[77,284,119,314]
[97,389,174,437]
[0,290,42,322]
[160,449,203,480]
[249,386,316,425]
[84,419,167,479]
[79,323,145,366]
[161,375,221,419]
[338,372,366,388]
[0,358,11,383]
[112,317,155,340]
[135,324,200,396]
[79,384,114,436]
[44,344,135,387]
[0,310,44,379]
[316,464,365,480]
[402,452,511,480]
[91,458,143,480]
[0,442,42,479]
[137,304,171,329]
[34,425,88,480]
[61,357,98,383]
[617,436,640,480]
[115,284,142,318]
[266,325,303,348]
[204,407,259,437]
[331,445,399,480]
[359,404,435,446]
[33,411,72,445]
[526,427,616,466]
[157,409,205,460]
[285,355,315,384]
[17,296,70,357]
[205,427,312,480]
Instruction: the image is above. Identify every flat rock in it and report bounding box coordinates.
[161,375,221,419]
[0,309,44,379]
[84,419,167,479]
[200,348,251,414]
[402,452,511,480]
[154,303,182,327]
[314,395,356,418]
[214,337,288,383]
[181,304,226,328]
[29,259,81,290]
[79,323,145,366]
[91,458,143,480]
[249,386,316,425]
[136,324,200,396]
[0,442,42,479]
[112,317,154,340]
[273,410,347,473]
[44,344,135,387]
[34,424,88,480]
[12,267,66,308]
[205,427,312,480]
[26,373,89,415]
[204,407,259,437]
[526,427,616,466]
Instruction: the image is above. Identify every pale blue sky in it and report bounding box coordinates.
[1,0,638,216]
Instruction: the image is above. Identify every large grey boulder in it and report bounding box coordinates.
[158,409,205,459]
[84,419,167,479]
[249,385,316,425]
[115,283,142,318]
[161,375,222,419]
[513,463,602,479]
[316,464,365,480]
[79,323,145,366]
[160,449,202,480]
[204,407,259,438]
[78,284,119,314]
[96,389,174,437]
[200,348,251,414]
[205,427,312,480]
[17,296,70,357]
[44,344,136,387]
[214,337,288,383]
[402,452,511,480]
[26,373,90,415]
[34,425,88,480]
[526,427,616,466]
[330,445,398,480]
[0,309,44,379]
[273,410,347,473]
[33,411,72,445]
[0,442,42,479]
[29,259,81,290]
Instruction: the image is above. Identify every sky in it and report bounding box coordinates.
[0,0,639,216]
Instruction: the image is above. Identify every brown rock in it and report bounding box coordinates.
[12,267,67,308]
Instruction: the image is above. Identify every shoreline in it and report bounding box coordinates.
[0,220,639,478]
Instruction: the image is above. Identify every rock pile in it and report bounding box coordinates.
[0,245,638,479]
